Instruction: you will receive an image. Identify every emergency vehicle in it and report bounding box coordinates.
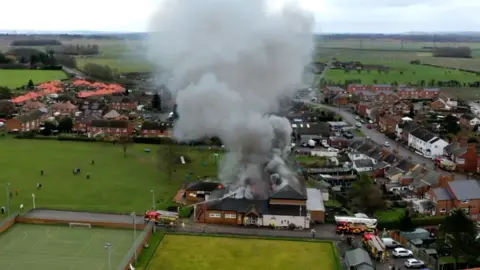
[334,216,378,229]
[144,210,179,225]
[336,221,376,234]
[363,233,387,261]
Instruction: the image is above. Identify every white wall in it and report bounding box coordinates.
[428,139,449,158]
[262,215,310,229]
[348,153,370,161]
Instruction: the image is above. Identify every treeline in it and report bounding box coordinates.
[82,63,114,81]
[0,48,75,70]
[48,44,100,56]
[433,46,472,58]
[10,39,62,46]
[318,33,480,42]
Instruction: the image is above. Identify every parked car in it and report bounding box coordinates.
[381,237,401,248]
[392,247,413,258]
[355,122,362,128]
[405,258,424,268]
[355,116,360,120]
[384,142,391,147]
[344,132,354,139]
[366,124,372,129]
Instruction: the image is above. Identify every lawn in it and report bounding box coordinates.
[0,70,67,89]
[375,208,405,221]
[146,235,338,270]
[0,138,219,216]
[326,64,478,85]
[0,224,133,270]
[295,155,326,165]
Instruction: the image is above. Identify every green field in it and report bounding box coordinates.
[0,224,133,270]
[0,138,219,215]
[326,64,478,85]
[0,70,67,88]
[147,235,338,270]
[76,56,153,73]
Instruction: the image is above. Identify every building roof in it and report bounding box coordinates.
[432,188,453,201]
[306,188,325,212]
[185,181,221,191]
[410,128,436,142]
[354,159,374,168]
[52,101,77,110]
[325,86,345,92]
[395,159,411,172]
[103,110,121,119]
[461,114,476,121]
[268,204,307,216]
[90,120,129,128]
[269,185,307,200]
[109,95,133,103]
[345,248,373,268]
[14,109,46,123]
[374,161,390,170]
[386,166,404,177]
[207,198,269,214]
[410,170,439,189]
[23,101,46,109]
[448,180,480,200]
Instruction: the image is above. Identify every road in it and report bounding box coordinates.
[62,66,85,79]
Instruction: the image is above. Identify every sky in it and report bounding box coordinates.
[1,0,480,33]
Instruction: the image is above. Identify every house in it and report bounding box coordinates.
[328,136,349,149]
[379,115,400,135]
[353,159,375,173]
[460,114,480,130]
[431,98,451,111]
[367,84,392,93]
[88,120,134,137]
[292,122,331,137]
[109,96,137,111]
[357,91,376,102]
[323,86,346,98]
[72,114,101,133]
[347,84,367,93]
[200,185,312,229]
[355,102,371,117]
[306,188,325,223]
[444,142,477,172]
[408,128,448,158]
[140,121,173,137]
[332,94,350,105]
[396,120,418,142]
[344,248,374,270]
[397,88,440,100]
[427,180,480,220]
[23,101,46,112]
[6,109,48,132]
[184,181,223,203]
[51,101,77,115]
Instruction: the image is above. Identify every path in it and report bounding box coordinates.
[22,209,144,224]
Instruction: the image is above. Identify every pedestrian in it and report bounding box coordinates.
[311,228,316,239]
[86,173,90,179]
[91,160,95,165]
[9,192,12,199]
[15,189,19,196]
[40,170,44,176]
[20,204,24,213]
[37,183,42,190]
[1,206,5,215]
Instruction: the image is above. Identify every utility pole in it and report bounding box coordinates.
[105,243,112,270]
[6,183,10,216]
[131,212,137,264]
[150,190,155,210]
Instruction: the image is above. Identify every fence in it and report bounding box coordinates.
[0,214,18,233]
[390,231,439,269]
[117,223,153,270]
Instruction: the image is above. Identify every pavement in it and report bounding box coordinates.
[23,209,144,224]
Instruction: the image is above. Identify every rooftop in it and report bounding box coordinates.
[448,180,480,200]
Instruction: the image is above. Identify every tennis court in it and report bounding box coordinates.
[0,224,134,270]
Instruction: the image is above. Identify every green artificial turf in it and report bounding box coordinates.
[146,235,338,270]
[0,138,220,216]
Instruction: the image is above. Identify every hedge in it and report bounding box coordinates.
[378,216,446,230]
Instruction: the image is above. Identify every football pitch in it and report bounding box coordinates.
[0,224,134,270]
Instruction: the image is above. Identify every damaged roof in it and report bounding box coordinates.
[269,185,307,200]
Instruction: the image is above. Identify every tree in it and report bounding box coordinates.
[349,173,385,216]
[0,87,12,99]
[444,114,461,135]
[439,209,478,269]
[27,79,34,90]
[40,121,57,136]
[57,117,73,133]
[151,93,161,110]
[408,106,415,118]
[157,144,178,182]
[0,100,15,117]
[398,209,415,232]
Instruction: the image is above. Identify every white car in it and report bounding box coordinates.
[405,258,424,268]
[384,142,391,147]
[355,122,362,128]
[392,248,413,258]
[355,116,360,120]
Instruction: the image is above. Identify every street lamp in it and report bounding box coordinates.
[105,243,112,270]
[32,193,36,209]
[6,183,10,216]
[150,190,155,210]
[131,212,137,264]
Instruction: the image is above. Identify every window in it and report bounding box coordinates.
[225,214,236,219]
[209,213,221,218]
[440,208,446,213]
[461,200,470,204]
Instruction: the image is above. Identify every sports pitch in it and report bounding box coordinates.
[0,224,133,270]
[147,235,339,270]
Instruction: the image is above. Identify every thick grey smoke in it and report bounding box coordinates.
[147,0,314,199]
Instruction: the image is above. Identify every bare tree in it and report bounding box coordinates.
[157,144,178,182]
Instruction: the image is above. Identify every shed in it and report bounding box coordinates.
[306,188,325,223]
[344,248,374,270]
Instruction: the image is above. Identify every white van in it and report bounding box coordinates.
[382,237,401,248]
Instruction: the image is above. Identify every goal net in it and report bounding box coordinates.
[69,222,92,229]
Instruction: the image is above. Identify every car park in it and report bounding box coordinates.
[392,247,413,258]
[405,258,424,268]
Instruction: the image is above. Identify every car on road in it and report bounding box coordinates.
[344,132,354,139]
[355,122,362,128]
[405,258,425,268]
[366,124,373,129]
[384,142,391,147]
[392,247,413,258]
[355,116,360,120]
[359,119,365,124]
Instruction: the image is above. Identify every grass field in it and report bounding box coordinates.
[0,224,133,270]
[146,235,338,270]
[0,70,67,89]
[76,56,153,73]
[0,138,219,215]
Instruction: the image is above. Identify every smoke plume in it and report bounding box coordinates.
[147,0,314,199]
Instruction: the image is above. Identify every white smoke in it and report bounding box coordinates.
[147,0,314,199]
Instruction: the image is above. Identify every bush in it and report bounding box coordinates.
[378,216,446,230]
[38,65,63,70]
[178,207,193,218]
[133,136,176,145]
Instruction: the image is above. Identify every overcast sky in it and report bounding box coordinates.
[1,0,479,33]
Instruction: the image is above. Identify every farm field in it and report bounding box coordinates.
[0,224,132,270]
[319,39,480,51]
[441,87,480,100]
[76,56,153,73]
[0,70,67,89]
[146,235,339,270]
[0,138,220,216]
[325,64,479,85]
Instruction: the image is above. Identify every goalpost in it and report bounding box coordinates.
[69,222,92,229]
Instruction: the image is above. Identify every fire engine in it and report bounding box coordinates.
[434,158,456,171]
[363,233,388,261]
[336,221,376,234]
[334,216,377,229]
[144,210,179,225]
